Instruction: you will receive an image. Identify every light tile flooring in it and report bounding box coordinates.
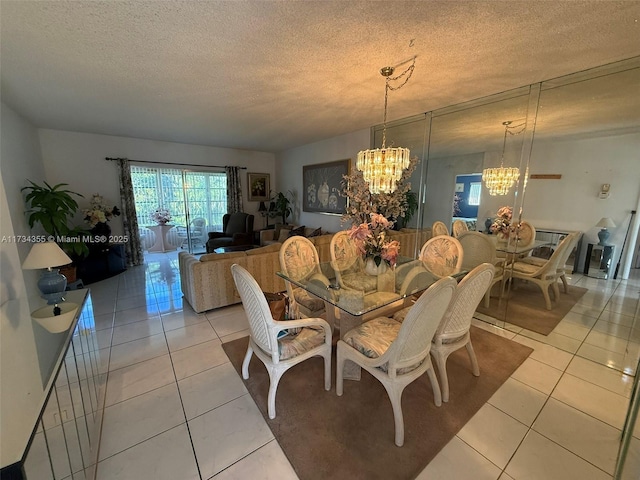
[89,251,640,479]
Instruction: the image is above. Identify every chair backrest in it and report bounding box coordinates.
[519,233,573,277]
[452,220,469,238]
[458,231,496,270]
[231,264,278,360]
[434,263,495,342]
[279,235,322,283]
[432,221,450,237]
[419,236,464,278]
[556,231,582,271]
[385,277,456,374]
[190,217,206,236]
[223,212,254,235]
[512,221,536,248]
[330,230,362,279]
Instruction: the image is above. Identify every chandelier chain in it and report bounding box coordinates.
[382,56,417,148]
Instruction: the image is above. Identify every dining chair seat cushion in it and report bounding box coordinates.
[278,327,326,360]
[292,287,325,312]
[519,256,548,267]
[343,317,422,374]
[511,261,544,275]
[341,272,378,292]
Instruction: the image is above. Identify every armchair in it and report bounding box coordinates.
[206,212,254,252]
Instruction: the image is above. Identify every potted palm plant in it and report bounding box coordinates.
[22,181,89,281]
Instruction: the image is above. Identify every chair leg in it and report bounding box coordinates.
[336,345,345,396]
[552,280,560,300]
[323,350,331,391]
[484,288,491,308]
[465,340,480,377]
[560,273,569,293]
[432,350,450,403]
[541,284,552,310]
[382,383,406,447]
[267,368,283,419]
[426,359,442,407]
[241,344,253,380]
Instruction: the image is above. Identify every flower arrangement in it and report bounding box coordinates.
[490,206,513,237]
[83,194,120,227]
[348,213,400,268]
[341,156,419,227]
[151,207,172,225]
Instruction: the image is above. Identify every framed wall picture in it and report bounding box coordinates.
[303,159,350,214]
[247,173,270,202]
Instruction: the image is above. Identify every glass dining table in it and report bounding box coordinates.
[277,256,466,380]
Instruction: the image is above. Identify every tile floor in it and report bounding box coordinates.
[88,251,640,480]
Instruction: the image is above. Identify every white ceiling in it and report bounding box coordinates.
[2,1,640,153]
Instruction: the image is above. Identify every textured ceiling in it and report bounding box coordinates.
[1,1,640,153]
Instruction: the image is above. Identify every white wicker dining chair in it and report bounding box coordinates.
[452,219,469,238]
[431,220,450,237]
[509,234,573,310]
[231,264,332,419]
[458,231,506,308]
[279,235,330,319]
[336,276,456,447]
[420,235,464,278]
[429,263,494,402]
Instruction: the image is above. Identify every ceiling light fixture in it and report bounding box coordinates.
[482,120,526,196]
[357,57,416,195]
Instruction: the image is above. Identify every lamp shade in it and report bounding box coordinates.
[22,242,72,270]
[595,217,616,229]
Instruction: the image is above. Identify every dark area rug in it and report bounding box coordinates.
[476,282,588,335]
[222,326,532,480]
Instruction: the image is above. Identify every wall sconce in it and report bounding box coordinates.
[599,183,610,199]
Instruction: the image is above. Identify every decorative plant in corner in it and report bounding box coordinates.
[21,181,90,260]
[268,191,294,225]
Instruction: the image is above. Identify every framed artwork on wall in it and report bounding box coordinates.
[303,159,350,214]
[247,173,270,202]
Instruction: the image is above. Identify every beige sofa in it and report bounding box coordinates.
[179,228,430,313]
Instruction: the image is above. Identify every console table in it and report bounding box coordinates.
[0,290,105,479]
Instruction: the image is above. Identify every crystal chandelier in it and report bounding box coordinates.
[482,121,525,196]
[357,58,416,194]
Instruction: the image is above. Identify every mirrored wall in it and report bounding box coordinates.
[372,57,640,377]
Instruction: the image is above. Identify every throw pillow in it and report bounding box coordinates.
[307,227,322,237]
[277,228,292,243]
[288,225,306,237]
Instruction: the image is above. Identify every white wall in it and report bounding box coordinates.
[37,129,277,234]
[276,128,370,233]
[0,103,46,304]
[522,131,640,270]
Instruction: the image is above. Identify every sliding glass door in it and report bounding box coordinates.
[131,165,227,254]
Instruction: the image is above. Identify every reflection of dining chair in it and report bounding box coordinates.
[431,221,450,237]
[231,264,332,419]
[336,276,456,447]
[452,219,469,238]
[458,231,506,308]
[509,234,573,310]
[519,231,582,294]
[497,220,536,262]
[329,231,377,293]
[279,236,329,319]
[420,236,464,278]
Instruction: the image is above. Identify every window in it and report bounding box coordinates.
[468,182,481,206]
[130,166,227,231]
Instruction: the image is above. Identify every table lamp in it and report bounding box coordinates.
[22,241,72,308]
[595,217,616,245]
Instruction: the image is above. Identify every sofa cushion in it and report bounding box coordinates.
[245,243,281,255]
[278,228,292,242]
[199,251,246,262]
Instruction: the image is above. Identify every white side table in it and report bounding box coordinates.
[148,225,177,252]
